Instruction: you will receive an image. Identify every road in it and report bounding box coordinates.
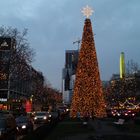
[17,124,47,140]
[17,121,58,140]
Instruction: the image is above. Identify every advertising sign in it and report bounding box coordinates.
[0,38,12,51]
[25,100,32,113]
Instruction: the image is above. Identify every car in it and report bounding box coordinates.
[0,114,17,140]
[110,109,136,119]
[48,111,59,122]
[0,110,14,117]
[106,109,113,117]
[16,115,34,135]
[121,110,136,119]
[33,111,51,124]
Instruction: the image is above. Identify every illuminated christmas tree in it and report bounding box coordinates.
[70,6,106,118]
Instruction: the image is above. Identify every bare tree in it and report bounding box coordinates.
[0,26,35,80]
[126,59,139,75]
[0,26,35,63]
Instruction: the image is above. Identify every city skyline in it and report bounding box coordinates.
[0,0,140,90]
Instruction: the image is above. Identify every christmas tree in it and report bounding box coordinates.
[70,6,106,118]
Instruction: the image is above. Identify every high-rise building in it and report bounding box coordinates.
[62,50,78,104]
[120,52,125,79]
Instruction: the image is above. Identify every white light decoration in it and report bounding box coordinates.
[81,5,94,18]
[119,99,140,110]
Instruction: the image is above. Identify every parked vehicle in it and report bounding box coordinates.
[0,110,14,117]
[111,110,121,117]
[110,109,136,119]
[121,110,136,119]
[0,114,17,140]
[16,115,33,135]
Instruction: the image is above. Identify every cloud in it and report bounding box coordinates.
[0,0,140,89]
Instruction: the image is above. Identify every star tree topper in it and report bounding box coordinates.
[81,5,94,18]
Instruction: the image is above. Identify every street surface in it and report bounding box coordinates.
[17,123,48,140]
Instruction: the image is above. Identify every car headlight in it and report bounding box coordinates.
[125,113,128,116]
[117,113,121,116]
[132,113,135,116]
[22,125,26,129]
[34,117,37,120]
[43,116,47,120]
[16,127,19,130]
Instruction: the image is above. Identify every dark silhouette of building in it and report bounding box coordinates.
[0,37,44,110]
[62,50,79,104]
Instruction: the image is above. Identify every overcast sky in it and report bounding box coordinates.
[0,0,140,90]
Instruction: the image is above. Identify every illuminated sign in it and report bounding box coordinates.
[1,41,8,47]
[25,100,32,112]
[0,98,7,102]
[0,38,12,50]
[0,73,7,80]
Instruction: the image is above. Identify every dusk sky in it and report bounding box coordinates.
[0,0,140,90]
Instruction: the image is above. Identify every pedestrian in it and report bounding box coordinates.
[83,111,90,125]
[77,112,81,120]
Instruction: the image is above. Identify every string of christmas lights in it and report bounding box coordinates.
[110,76,138,109]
